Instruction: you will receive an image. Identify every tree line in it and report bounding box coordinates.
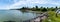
[19,6,60,12]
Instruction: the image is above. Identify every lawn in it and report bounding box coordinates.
[48,11,60,22]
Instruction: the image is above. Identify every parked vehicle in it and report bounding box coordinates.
[56,9,60,14]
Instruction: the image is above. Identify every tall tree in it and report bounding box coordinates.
[41,8,47,12]
[47,7,48,11]
[40,6,43,9]
[55,6,58,11]
[35,6,38,9]
[55,6,58,17]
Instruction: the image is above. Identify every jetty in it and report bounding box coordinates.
[23,12,48,22]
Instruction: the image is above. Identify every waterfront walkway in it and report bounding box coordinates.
[23,12,48,22]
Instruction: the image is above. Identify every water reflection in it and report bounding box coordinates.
[0,10,41,22]
[4,21,16,22]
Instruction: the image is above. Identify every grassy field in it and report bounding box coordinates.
[48,11,60,22]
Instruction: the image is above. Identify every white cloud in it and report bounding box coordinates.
[10,0,47,8]
[0,0,59,9]
[50,2,60,5]
[9,0,60,9]
[0,5,10,9]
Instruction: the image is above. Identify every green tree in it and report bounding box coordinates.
[47,7,48,11]
[40,6,43,11]
[21,7,25,9]
[35,6,40,11]
[36,6,38,9]
[41,8,47,12]
[55,6,58,17]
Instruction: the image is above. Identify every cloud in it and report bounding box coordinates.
[0,0,59,9]
[10,0,47,8]
[9,0,60,9]
[0,0,20,9]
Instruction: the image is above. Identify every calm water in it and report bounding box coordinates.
[0,10,40,22]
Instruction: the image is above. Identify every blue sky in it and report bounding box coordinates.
[0,0,60,9]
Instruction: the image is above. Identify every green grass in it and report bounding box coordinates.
[48,11,60,22]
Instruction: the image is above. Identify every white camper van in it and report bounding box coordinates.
[56,9,60,14]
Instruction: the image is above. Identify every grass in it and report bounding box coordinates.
[48,11,60,22]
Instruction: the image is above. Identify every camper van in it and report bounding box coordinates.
[56,9,60,14]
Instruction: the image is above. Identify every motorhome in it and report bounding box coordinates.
[56,9,60,14]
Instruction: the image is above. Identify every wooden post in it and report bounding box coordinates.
[56,13,58,17]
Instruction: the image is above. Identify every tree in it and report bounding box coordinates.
[22,7,25,9]
[35,6,40,11]
[56,6,58,8]
[55,6,58,10]
[55,6,58,17]
[35,6,38,9]
[20,7,25,10]
[40,6,43,9]
[47,7,48,11]
[41,8,47,12]
[40,6,43,11]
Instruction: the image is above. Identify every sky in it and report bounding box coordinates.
[0,0,60,9]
